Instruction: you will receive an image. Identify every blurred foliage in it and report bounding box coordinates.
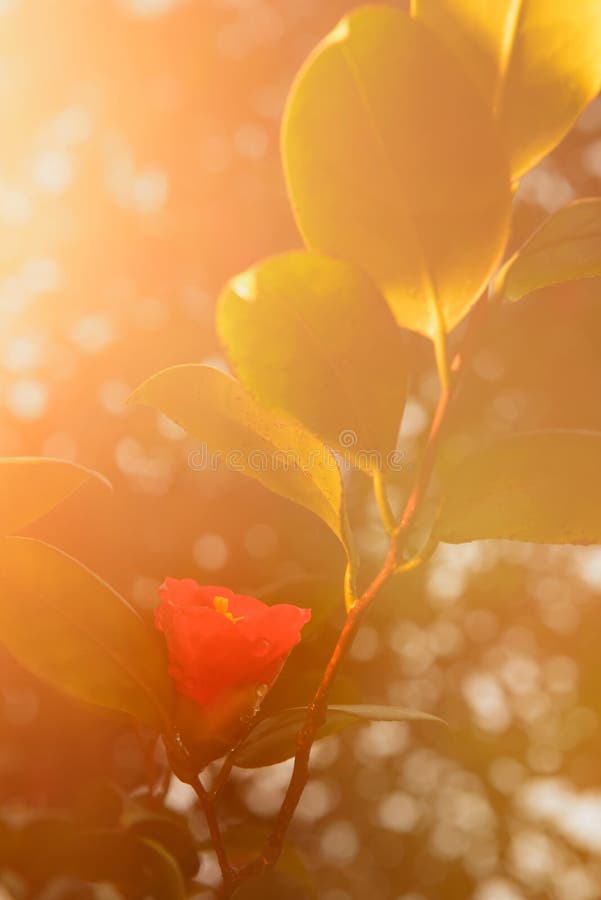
[1,1,601,899]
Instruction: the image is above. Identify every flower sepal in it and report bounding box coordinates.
[169,684,267,772]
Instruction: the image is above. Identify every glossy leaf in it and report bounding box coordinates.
[128,817,199,879]
[130,364,351,554]
[217,251,407,469]
[14,824,186,899]
[0,537,170,727]
[67,832,187,900]
[233,704,443,768]
[282,6,511,338]
[134,838,188,900]
[0,456,109,536]
[498,199,601,301]
[415,0,601,178]
[438,431,601,543]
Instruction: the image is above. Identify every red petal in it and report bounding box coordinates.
[238,604,312,663]
[227,592,268,620]
[155,579,312,710]
[158,577,202,610]
[167,607,246,705]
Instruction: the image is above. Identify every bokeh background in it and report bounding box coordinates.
[2,0,601,898]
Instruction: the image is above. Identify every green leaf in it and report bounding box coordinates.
[415,0,601,178]
[0,456,109,536]
[217,251,407,470]
[126,812,199,878]
[282,6,511,338]
[14,825,187,899]
[233,704,444,768]
[134,838,188,900]
[0,537,170,728]
[130,364,353,558]
[497,199,601,302]
[437,431,601,544]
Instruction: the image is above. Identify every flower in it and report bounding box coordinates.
[155,578,311,710]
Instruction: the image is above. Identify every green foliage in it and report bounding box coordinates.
[10,821,187,899]
[437,431,601,543]
[498,199,601,301]
[3,1,601,895]
[127,818,199,880]
[0,537,171,728]
[234,704,443,768]
[132,839,188,899]
[282,5,511,339]
[130,363,354,561]
[217,251,407,469]
[0,457,109,536]
[415,0,601,178]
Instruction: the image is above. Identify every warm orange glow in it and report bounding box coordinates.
[2,2,601,897]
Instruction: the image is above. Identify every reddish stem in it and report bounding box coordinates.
[208,295,493,896]
[190,774,236,891]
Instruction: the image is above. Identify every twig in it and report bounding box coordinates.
[228,295,493,892]
[161,726,236,890]
[254,537,400,874]
[394,520,440,574]
[212,752,237,800]
[395,381,450,536]
[433,309,452,392]
[227,395,449,887]
[203,294,496,897]
[189,774,236,891]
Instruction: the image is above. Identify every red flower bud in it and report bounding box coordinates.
[155,578,311,711]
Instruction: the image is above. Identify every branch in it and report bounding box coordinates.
[228,388,454,887]
[395,381,450,537]
[190,774,236,892]
[212,752,236,800]
[217,294,495,896]
[161,727,236,892]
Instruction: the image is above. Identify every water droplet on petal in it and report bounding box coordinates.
[243,684,271,722]
[253,638,271,657]
[255,684,269,702]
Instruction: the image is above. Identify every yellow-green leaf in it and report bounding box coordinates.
[497,198,601,302]
[0,457,109,536]
[217,251,407,470]
[234,704,443,768]
[438,431,601,544]
[282,5,511,338]
[130,364,352,556]
[415,0,601,178]
[0,537,170,728]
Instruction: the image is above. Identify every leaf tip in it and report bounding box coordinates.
[230,270,258,303]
